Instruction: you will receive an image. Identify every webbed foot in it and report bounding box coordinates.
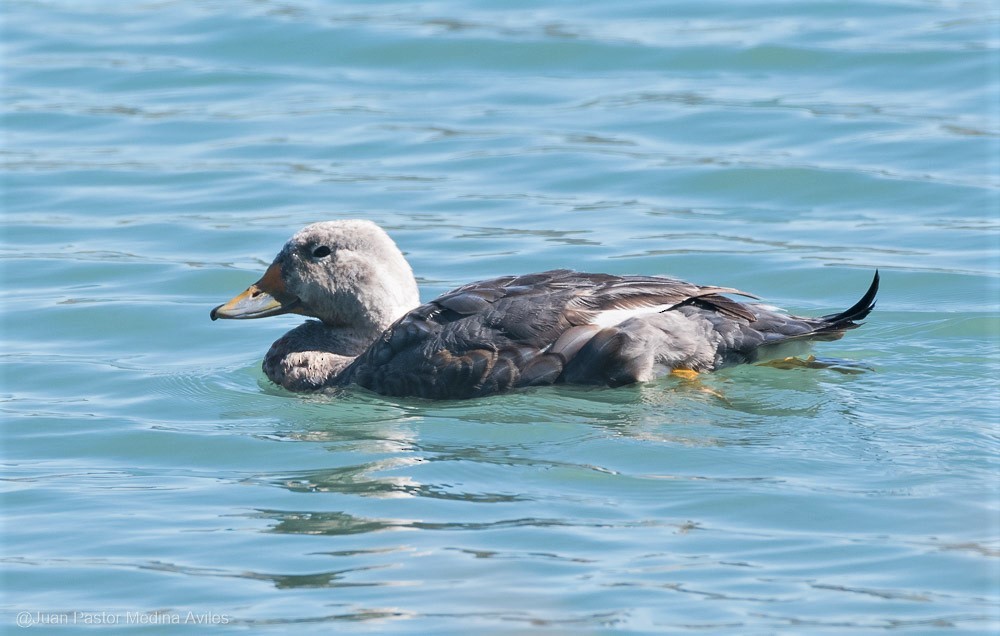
[670,368,728,402]
[758,355,872,375]
[670,368,700,381]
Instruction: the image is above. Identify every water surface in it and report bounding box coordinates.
[3,0,999,633]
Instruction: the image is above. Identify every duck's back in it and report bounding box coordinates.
[339,268,864,399]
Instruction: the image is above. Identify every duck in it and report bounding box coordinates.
[210,220,878,399]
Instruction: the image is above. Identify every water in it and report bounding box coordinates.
[3,0,999,633]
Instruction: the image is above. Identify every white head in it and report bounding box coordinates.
[211,220,420,336]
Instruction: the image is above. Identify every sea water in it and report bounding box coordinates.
[3,1,998,633]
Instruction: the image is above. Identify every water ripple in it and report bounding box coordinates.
[5,0,997,632]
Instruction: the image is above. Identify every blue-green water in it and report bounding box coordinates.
[3,0,999,633]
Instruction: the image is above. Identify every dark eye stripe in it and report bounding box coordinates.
[312,246,331,258]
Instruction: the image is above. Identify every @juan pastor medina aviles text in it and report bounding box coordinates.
[15,610,231,627]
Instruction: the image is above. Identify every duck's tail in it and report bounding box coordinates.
[801,270,880,341]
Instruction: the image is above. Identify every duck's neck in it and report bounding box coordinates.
[265,258,421,391]
[262,320,384,392]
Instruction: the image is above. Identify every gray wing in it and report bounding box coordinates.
[565,271,879,384]
[340,269,761,398]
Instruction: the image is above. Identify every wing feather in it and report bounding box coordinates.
[342,269,759,398]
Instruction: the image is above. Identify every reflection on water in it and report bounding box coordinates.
[259,461,526,503]
[252,508,693,537]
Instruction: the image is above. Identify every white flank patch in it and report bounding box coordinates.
[753,303,785,314]
[588,304,673,328]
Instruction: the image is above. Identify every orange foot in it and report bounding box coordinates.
[670,368,727,402]
[670,368,700,381]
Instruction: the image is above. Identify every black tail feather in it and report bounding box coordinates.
[814,270,879,335]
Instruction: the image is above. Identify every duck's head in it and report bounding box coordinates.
[211,220,420,333]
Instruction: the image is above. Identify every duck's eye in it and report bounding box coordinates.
[312,245,332,258]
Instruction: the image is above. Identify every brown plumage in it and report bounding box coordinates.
[211,220,878,398]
